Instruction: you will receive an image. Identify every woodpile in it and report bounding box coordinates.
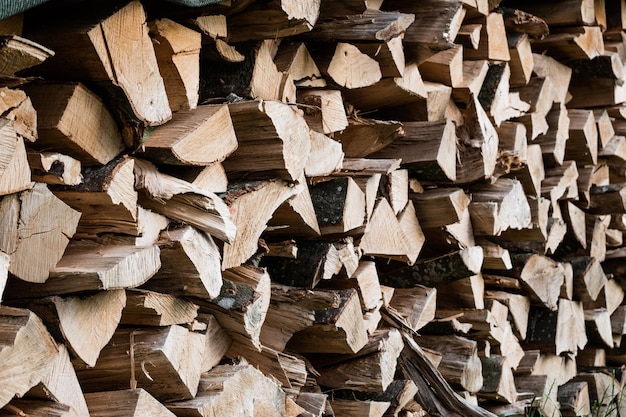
[4,0,626,416]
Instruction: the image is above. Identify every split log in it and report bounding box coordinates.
[224,100,310,181]
[465,12,510,62]
[327,400,389,417]
[197,265,270,350]
[371,119,457,182]
[24,344,88,417]
[142,225,221,299]
[265,180,321,238]
[221,179,300,269]
[75,324,205,401]
[531,26,604,61]
[330,117,404,158]
[0,306,59,408]
[305,131,343,178]
[507,33,534,86]
[0,182,80,283]
[273,41,324,88]
[525,299,587,355]
[415,334,484,394]
[385,286,437,332]
[316,328,404,392]
[121,289,198,326]
[287,288,368,354]
[310,42,382,89]
[469,178,531,236]
[196,313,232,373]
[569,256,608,302]
[4,241,160,298]
[479,355,517,404]
[557,381,592,417]
[148,18,201,112]
[0,119,31,195]
[51,156,138,238]
[137,104,237,166]
[84,389,176,417]
[504,0,596,26]
[165,362,287,417]
[297,89,347,135]
[133,158,235,243]
[309,177,365,235]
[411,187,470,228]
[26,1,172,126]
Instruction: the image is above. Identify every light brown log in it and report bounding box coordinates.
[75,324,205,401]
[28,1,171,126]
[224,100,310,181]
[149,18,200,112]
[305,131,343,178]
[558,381,592,417]
[121,289,198,327]
[464,12,511,61]
[452,59,490,104]
[2,89,36,142]
[134,158,235,242]
[469,178,531,236]
[265,179,321,238]
[297,89,348,134]
[85,389,176,417]
[142,225,222,299]
[570,256,608,302]
[0,35,53,77]
[334,117,403,158]
[532,26,604,61]
[411,187,470,228]
[327,400,390,417]
[287,288,368,354]
[0,306,59,408]
[0,183,80,284]
[137,104,237,166]
[5,241,160,298]
[419,44,464,87]
[525,299,587,355]
[316,328,403,392]
[274,41,325,87]
[479,355,517,404]
[386,286,437,332]
[352,36,405,78]
[0,119,30,195]
[222,179,300,269]
[508,33,534,85]
[25,82,124,165]
[371,119,457,182]
[312,42,382,89]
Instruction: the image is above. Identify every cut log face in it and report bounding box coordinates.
[84,389,177,417]
[121,289,198,327]
[0,183,80,284]
[224,100,311,181]
[143,225,222,299]
[27,1,172,126]
[0,119,31,196]
[0,306,60,409]
[75,325,205,402]
[310,177,366,235]
[137,104,237,166]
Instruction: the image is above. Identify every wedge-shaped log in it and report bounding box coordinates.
[137,104,236,166]
[142,225,222,299]
[0,119,31,195]
[149,18,201,112]
[479,355,517,404]
[221,179,300,269]
[134,158,235,243]
[26,344,89,417]
[335,117,404,158]
[569,256,608,302]
[464,12,510,61]
[287,288,368,354]
[75,325,205,401]
[416,334,484,394]
[0,400,77,417]
[26,1,171,126]
[469,178,531,236]
[305,130,344,177]
[386,286,437,332]
[310,177,365,235]
[411,187,470,228]
[0,306,59,408]
[224,100,310,181]
[328,399,390,417]
[265,179,321,238]
[85,389,176,417]
[52,156,137,238]
[311,42,382,89]
[121,289,198,327]
[316,328,403,392]
[297,89,348,134]
[359,198,423,265]
[166,363,287,417]
[531,26,604,61]
[5,242,160,298]
[372,119,456,182]
[0,183,80,284]
[23,289,125,367]
[196,265,270,350]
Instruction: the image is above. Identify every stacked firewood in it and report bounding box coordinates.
[3,0,626,416]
